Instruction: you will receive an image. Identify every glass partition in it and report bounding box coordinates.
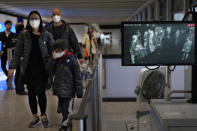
[70,54,102,131]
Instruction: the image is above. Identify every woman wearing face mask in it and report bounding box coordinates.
[82,27,97,64]
[8,10,54,128]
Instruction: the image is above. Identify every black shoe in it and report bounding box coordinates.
[28,116,41,128]
[59,126,68,131]
[16,91,28,95]
[19,91,28,95]
[41,115,49,128]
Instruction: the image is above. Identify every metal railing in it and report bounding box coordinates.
[70,54,102,131]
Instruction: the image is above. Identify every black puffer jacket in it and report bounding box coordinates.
[45,20,83,59]
[46,52,83,98]
[9,30,54,75]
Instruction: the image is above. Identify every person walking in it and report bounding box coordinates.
[46,39,83,131]
[45,8,84,113]
[45,8,83,64]
[82,27,97,64]
[0,20,17,85]
[8,10,54,128]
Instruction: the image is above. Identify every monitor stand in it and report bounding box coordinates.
[187,65,197,103]
[188,11,197,103]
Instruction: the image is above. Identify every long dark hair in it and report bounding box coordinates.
[87,27,93,34]
[26,10,43,32]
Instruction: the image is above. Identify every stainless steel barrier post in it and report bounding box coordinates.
[97,54,102,131]
[7,48,13,90]
[93,69,98,131]
[164,66,172,100]
[90,77,96,131]
[70,114,88,131]
[71,55,103,131]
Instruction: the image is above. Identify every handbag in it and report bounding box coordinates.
[84,48,88,58]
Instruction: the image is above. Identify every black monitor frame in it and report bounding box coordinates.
[121,21,197,66]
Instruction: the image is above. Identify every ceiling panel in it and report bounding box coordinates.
[0,0,147,25]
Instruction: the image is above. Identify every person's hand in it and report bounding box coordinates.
[79,58,84,64]
[52,51,56,59]
[8,69,14,79]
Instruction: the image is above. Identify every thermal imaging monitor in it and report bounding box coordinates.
[121,21,196,66]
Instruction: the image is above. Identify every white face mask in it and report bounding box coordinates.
[56,51,64,58]
[53,15,61,23]
[30,20,40,28]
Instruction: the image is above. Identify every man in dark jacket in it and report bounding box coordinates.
[46,39,83,131]
[45,8,83,64]
[0,20,17,84]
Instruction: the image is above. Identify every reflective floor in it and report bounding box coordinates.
[102,101,150,131]
[0,54,150,131]
[0,72,8,91]
[0,90,64,131]
[0,89,150,131]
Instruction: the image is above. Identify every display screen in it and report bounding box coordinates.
[121,21,196,66]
